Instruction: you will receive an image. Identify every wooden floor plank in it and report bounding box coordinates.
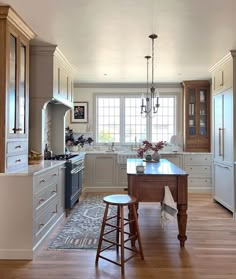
[0,193,236,279]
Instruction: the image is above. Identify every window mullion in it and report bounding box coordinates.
[120,96,125,144]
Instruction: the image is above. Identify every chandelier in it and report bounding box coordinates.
[141,34,160,116]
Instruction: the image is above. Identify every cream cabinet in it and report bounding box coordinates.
[0,6,35,172]
[30,45,77,108]
[209,51,236,214]
[33,165,65,247]
[211,56,233,95]
[161,154,183,168]
[183,153,212,192]
[84,154,117,190]
[0,162,65,259]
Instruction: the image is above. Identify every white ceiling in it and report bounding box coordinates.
[2,0,236,84]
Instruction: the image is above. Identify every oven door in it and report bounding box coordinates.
[65,159,84,211]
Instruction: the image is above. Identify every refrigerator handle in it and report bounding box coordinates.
[219,128,224,157]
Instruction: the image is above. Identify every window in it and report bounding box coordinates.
[96,97,120,142]
[96,94,177,144]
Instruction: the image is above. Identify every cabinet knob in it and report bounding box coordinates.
[15,145,22,149]
[39,179,46,183]
[15,159,21,163]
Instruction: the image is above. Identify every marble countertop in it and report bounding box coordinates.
[127,158,188,176]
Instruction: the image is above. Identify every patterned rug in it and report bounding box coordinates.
[48,194,116,250]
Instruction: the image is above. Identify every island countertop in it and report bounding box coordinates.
[127,158,188,176]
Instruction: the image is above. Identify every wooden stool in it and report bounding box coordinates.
[95,194,144,275]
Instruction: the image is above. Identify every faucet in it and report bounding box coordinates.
[111,142,115,151]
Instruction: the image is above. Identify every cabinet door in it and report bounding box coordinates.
[8,32,28,138]
[94,155,116,186]
[214,163,234,211]
[213,94,223,161]
[213,90,233,164]
[223,90,233,164]
[8,34,17,135]
[183,81,210,152]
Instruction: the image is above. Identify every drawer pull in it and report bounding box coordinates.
[51,190,57,194]
[52,173,57,177]
[15,159,21,163]
[15,145,22,149]
[38,198,45,204]
[39,223,44,229]
[39,179,46,183]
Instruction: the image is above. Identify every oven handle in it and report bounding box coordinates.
[71,166,84,175]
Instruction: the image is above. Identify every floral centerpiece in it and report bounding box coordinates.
[137,140,165,161]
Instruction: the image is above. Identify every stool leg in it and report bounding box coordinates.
[132,203,144,260]
[116,205,120,254]
[95,203,109,265]
[120,205,125,275]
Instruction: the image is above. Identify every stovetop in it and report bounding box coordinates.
[44,154,79,161]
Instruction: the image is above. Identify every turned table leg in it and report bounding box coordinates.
[177,204,188,247]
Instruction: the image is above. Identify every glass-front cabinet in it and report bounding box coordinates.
[183,80,210,152]
[8,33,28,137]
[0,6,35,172]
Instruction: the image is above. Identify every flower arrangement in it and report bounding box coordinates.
[65,126,94,147]
[137,140,166,158]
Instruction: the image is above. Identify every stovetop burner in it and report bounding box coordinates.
[45,154,78,161]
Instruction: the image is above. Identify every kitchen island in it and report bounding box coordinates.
[127,158,188,247]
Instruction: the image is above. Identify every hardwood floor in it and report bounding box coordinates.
[1,193,236,279]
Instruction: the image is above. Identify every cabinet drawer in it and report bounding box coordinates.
[34,199,58,244]
[34,167,59,193]
[6,141,28,154]
[185,165,211,175]
[34,182,57,212]
[184,154,212,165]
[6,154,28,169]
[188,178,212,188]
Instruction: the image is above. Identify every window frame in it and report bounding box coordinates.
[94,91,181,145]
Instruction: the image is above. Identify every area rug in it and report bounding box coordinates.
[48,194,116,250]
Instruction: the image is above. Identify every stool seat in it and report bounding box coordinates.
[103,194,137,206]
[95,194,144,275]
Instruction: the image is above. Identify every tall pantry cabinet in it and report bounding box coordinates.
[209,51,236,214]
[0,6,35,172]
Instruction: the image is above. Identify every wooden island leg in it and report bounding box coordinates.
[177,204,188,247]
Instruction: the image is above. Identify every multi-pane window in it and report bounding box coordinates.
[152,97,176,142]
[125,97,146,143]
[96,94,177,144]
[97,97,120,142]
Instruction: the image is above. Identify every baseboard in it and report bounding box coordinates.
[0,249,33,260]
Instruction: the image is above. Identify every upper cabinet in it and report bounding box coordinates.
[0,5,35,172]
[30,45,77,108]
[182,80,211,152]
[210,54,233,95]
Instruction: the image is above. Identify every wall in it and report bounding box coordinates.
[65,83,183,144]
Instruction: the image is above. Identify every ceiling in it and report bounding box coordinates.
[2,0,236,84]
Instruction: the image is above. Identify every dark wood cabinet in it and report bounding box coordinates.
[182,80,210,152]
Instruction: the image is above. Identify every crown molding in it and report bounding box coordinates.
[0,5,36,40]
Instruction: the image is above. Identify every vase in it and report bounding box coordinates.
[152,151,161,161]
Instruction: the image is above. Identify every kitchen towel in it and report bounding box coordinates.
[160,186,177,228]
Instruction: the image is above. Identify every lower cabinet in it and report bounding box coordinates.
[33,165,65,247]
[84,154,116,190]
[0,163,65,260]
[214,162,234,211]
[161,154,183,168]
[183,153,212,192]
[84,152,213,193]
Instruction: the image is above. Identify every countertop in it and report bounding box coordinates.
[127,158,188,176]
